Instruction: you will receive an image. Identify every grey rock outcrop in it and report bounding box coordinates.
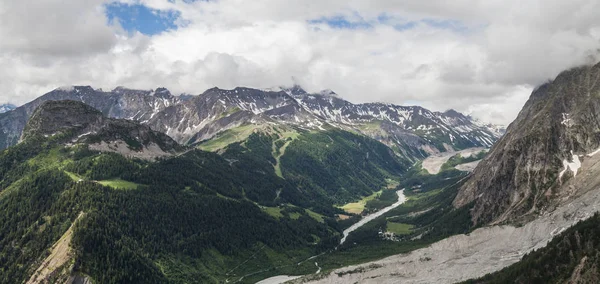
[0,86,181,149]
[455,62,600,225]
[23,100,182,159]
[0,85,502,162]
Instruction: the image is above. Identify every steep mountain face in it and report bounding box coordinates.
[146,87,321,145]
[0,86,180,149]
[288,90,501,158]
[0,103,15,113]
[455,62,600,225]
[23,100,182,159]
[22,100,103,139]
[146,86,501,160]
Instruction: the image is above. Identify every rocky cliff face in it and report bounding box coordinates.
[0,86,180,149]
[148,86,502,160]
[23,100,182,159]
[455,62,600,225]
[145,87,319,144]
[21,100,104,140]
[290,91,501,150]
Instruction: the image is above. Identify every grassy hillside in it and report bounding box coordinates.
[0,137,335,283]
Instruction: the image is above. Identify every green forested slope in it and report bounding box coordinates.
[0,138,335,283]
[0,122,410,283]
[279,129,409,203]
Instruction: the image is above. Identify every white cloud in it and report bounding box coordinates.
[1,0,599,125]
[0,0,116,56]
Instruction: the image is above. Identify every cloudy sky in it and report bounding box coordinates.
[1,0,599,124]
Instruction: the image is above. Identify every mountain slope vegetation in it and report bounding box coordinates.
[0,100,415,283]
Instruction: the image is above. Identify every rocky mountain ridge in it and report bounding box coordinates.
[0,86,182,149]
[24,100,182,160]
[455,61,600,225]
[0,85,502,161]
[287,88,501,157]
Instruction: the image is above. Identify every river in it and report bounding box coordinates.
[255,189,406,284]
[339,189,406,245]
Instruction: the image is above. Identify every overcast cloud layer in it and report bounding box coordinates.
[1,0,600,124]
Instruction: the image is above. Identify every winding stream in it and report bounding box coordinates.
[340,189,406,245]
[256,189,406,284]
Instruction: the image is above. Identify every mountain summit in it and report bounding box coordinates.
[455,62,600,225]
[0,86,182,149]
[0,85,502,161]
[23,100,182,159]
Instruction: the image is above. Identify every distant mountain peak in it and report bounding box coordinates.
[54,85,94,93]
[288,84,309,96]
[0,84,503,161]
[55,85,76,92]
[275,84,308,96]
[112,86,153,95]
[22,100,183,160]
[443,109,464,117]
[155,87,170,93]
[0,103,16,113]
[318,89,338,97]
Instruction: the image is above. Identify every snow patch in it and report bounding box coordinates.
[76,131,93,139]
[561,113,573,127]
[559,151,582,180]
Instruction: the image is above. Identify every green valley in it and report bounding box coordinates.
[0,101,419,283]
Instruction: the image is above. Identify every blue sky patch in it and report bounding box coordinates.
[309,14,372,30]
[376,13,418,31]
[310,13,468,34]
[105,2,181,35]
[421,19,469,33]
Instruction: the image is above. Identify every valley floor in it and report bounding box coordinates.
[297,182,600,284]
[421,147,486,175]
[339,190,406,245]
[254,190,407,284]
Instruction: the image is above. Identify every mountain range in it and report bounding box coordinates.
[5,63,600,284]
[303,61,600,283]
[0,85,503,161]
[0,96,414,283]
